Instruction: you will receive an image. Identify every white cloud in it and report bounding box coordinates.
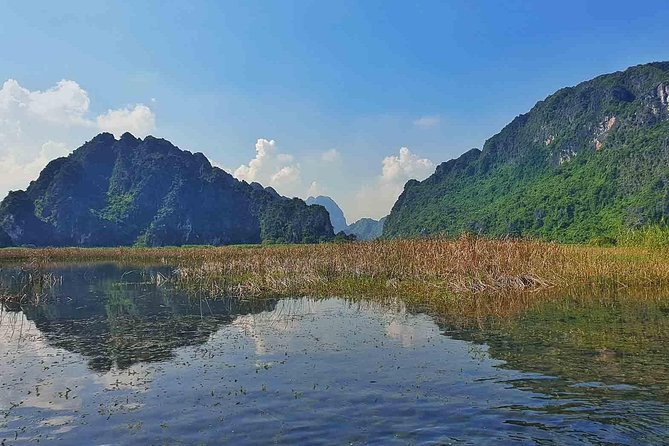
[233,140,433,220]
[271,165,301,188]
[413,115,441,129]
[0,141,70,193]
[234,139,274,182]
[320,148,341,163]
[307,181,325,197]
[0,79,91,126]
[354,147,434,220]
[381,147,435,183]
[0,78,157,199]
[234,139,303,196]
[97,104,156,138]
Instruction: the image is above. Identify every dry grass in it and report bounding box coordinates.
[2,236,669,296]
[3,236,669,321]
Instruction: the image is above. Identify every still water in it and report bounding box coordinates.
[0,264,668,445]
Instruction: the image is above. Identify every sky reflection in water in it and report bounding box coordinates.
[0,264,668,445]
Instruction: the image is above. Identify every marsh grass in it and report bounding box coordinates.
[2,236,669,318]
[0,266,62,305]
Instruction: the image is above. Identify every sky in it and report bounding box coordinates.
[2,1,669,221]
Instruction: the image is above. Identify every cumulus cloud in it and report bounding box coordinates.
[413,115,441,129]
[0,78,157,199]
[97,104,156,138]
[234,139,278,182]
[234,139,303,196]
[0,79,91,126]
[354,147,434,220]
[0,141,70,193]
[381,147,435,183]
[232,140,433,220]
[271,165,301,188]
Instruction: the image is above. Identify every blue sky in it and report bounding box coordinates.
[2,0,669,220]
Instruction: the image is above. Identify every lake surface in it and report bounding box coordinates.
[1,264,668,445]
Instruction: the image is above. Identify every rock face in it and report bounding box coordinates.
[305,195,348,233]
[304,195,386,240]
[0,133,335,247]
[384,62,669,242]
[658,83,669,109]
[345,217,386,241]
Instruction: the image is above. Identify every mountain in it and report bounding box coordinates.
[345,217,386,241]
[304,195,385,240]
[0,133,334,247]
[0,228,11,247]
[384,62,669,243]
[305,195,348,232]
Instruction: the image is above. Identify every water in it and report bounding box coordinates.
[1,264,668,445]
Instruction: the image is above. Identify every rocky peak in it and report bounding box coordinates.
[90,132,117,143]
[120,132,139,142]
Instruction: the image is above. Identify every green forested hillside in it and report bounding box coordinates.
[345,217,386,240]
[0,133,334,247]
[384,62,669,243]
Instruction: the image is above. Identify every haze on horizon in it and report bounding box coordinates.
[2,0,669,221]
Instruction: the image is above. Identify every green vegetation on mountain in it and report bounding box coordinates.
[0,133,334,247]
[345,217,386,240]
[384,62,669,243]
[306,196,348,233]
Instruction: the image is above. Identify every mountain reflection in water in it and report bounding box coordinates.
[0,264,277,372]
[0,263,668,445]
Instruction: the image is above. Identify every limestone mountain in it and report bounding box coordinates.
[0,133,334,247]
[304,195,386,240]
[305,195,348,233]
[345,217,386,241]
[384,62,669,243]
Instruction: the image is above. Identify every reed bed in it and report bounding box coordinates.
[0,268,62,305]
[3,236,669,321]
[2,236,669,297]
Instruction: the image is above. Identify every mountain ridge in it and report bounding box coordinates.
[0,133,334,247]
[384,62,669,242]
[345,217,386,241]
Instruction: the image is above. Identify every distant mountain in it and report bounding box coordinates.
[0,133,334,247]
[384,62,669,243]
[345,217,386,241]
[304,195,386,240]
[305,195,348,233]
